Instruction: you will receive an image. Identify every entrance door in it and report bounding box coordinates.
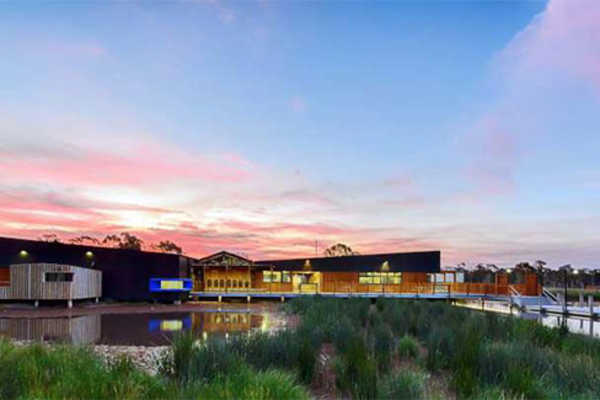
[292,272,321,293]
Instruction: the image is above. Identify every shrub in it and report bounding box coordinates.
[184,364,310,400]
[396,335,419,359]
[377,369,427,400]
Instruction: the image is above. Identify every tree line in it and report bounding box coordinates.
[39,233,183,255]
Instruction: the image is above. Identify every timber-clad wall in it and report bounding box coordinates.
[0,263,101,300]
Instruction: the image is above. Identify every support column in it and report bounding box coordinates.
[246,295,251,304]
[280,295,285,303]
[589,295,594,317]
[95,297,99,304]
[218,295,222,303]
[34,300,39,308]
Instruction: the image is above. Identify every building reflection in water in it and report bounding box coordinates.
[0,315,101,345]
[0,311,272,346]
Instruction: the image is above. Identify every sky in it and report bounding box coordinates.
[0,0,599,268]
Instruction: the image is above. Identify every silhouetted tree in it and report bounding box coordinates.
[323,243,359,257]
[39,233,60,243]
[70,235,100,245]
[102,232,143,250]
[152,240,183,255]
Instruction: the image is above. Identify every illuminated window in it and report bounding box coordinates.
[233,280,237,288]
[238,280,243,288]
[207,279,212,288]
[358,272,402,284]
[45,272,73,282]
[226,279,231,288]
[160,320,183,331]
[160,280,184,290]
[220,279,224,288]
[282,271,291,283]
[272,271,281,282]
[245,281,249,288]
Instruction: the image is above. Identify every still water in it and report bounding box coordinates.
[0,307,287,346]
[1,302,598,346]
[458,300,600,339]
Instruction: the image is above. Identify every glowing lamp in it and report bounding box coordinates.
[85,251,94,258]
[506,269,512,274]
[19,250,28,257]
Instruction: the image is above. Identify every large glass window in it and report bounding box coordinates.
[359,272,402,284]
[263,271,289,283]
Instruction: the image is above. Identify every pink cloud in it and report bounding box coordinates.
[499,0,600,93]
[0,139,254,187]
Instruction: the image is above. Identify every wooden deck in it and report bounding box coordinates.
[190,290,512,301]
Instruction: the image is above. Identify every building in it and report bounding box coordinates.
[191,250,441,294]
[0,263,101,307]
[0,236,540,301]
[0,236,191,301]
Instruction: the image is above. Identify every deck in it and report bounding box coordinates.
[189,291,511,301]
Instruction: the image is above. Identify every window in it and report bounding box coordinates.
[207,279,212,288]
[219,279,224,288]
[226,279,231,288]
[245,281,249,288]
[238,280,243,288]
[358,272,402,284]
[161,280,183,290]
[263,271,282,283]
[232,280,237,288]
[45,272,73,282]
[282,271,291,283]
[263,271,272,283]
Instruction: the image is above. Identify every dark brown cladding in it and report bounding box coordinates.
[256,251,440,273]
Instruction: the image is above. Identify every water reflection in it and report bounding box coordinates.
[458,300,600,338]
[0,309,284,346]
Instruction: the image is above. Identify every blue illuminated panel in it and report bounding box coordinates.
[149,278,192,292]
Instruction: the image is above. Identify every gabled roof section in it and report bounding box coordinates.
[192,251,254,267]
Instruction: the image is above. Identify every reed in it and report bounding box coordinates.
[396,335,419,359]
[377,369,427,400]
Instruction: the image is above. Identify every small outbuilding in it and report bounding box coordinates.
[0,263,102,308]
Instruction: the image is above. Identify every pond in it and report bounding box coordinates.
[0,306,288,346]
[458,300,600,338]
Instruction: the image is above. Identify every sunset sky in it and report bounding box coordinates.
[1,0,598,267]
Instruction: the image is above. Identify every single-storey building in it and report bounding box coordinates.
[0,263,101,307]
[0,236,540,300]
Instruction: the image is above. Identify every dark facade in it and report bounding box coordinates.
[256,251,441,273]
[0,237,192,301]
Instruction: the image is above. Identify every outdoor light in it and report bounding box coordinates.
[573,269,579,275]
[85,251,94,258]
[19,250,28,257]
[381,261,390,272]
[506,268,512,274]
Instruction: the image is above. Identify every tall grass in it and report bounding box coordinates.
[6,297,600,400]
[0,340,169,400]
[377,369,427,400]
